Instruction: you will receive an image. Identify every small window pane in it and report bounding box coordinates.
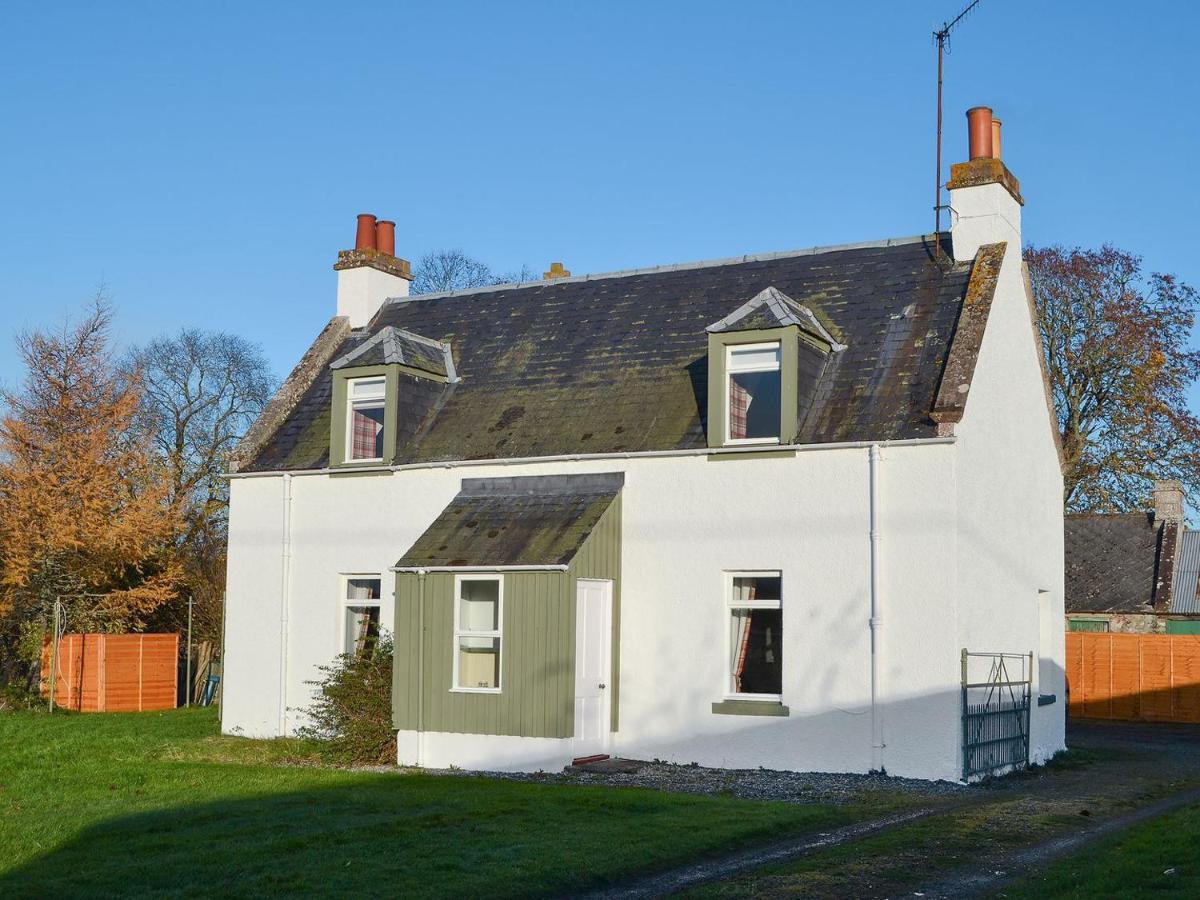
[731,576,781,603]
[730,608,782,694]
[350,405,385,459]
[458,636,500,688]
[350,377,386,399]
[730,345,781,370]
[345,605,381,656]
[459,579,500,631]
[346,578,381,601]
[729,370,781,440]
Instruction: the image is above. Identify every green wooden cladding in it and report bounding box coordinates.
[392,494,621,739]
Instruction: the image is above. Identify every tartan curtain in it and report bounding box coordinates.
[729,378,751,439]
[351,407,384,459]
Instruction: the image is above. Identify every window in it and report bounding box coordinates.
[343,576,382,656]
[453,575,502,691]
[346,376,386,462]
[726,343,782,443]
[727,573,782,697]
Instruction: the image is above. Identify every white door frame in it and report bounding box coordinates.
[574,578,613,756]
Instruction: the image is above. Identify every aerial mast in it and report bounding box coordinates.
[933,0,982,264]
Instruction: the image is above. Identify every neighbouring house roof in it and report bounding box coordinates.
[1170,531,1200,614]
[1064,513,1166,614]
[395,473,623,568]
[242,234,993,472]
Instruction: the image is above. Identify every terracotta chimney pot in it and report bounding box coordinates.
[543,262,571,281]
[991,117,1003,160]
[355,213,377,251]
[966,106,993,161]
[375,220,396,256]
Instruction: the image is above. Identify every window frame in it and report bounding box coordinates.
[451,573,504,694]
[724,341,783,446]
[723,570,783,702]
[329,365,399,469]
[339,573,384,657]
[344,375,387,464]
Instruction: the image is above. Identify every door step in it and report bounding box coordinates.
[570,754,611,767]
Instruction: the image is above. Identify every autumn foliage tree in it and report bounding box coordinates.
[1026,244,1200,511]
[0,300,183,683]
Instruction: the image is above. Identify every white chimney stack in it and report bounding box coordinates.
[948,107,1024,263]
[334,213,413,328]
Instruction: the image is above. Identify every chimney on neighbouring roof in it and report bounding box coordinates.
[947,106,1023,263]
[334,212,413,328]
[544,262,571,281]
[1154,480,1186,524]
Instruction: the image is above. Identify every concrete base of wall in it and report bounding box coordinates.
[397,730,575,772]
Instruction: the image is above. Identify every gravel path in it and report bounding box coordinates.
[435,759,967,806]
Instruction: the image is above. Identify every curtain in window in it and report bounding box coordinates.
[352,408,383,459]
[731,609,754,692]
[729,379,751,439]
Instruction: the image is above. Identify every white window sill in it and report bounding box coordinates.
[449,687,502,695]
[723,438,780,447]
[722,693,783,703]
[343,458,384,465]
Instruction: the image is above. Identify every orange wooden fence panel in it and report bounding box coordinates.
[1067,632,1200,723]
[40,633,178,712]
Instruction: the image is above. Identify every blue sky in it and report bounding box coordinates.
[1,1,1198,396]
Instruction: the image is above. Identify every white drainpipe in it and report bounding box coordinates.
[277,472,293,735]
[869,444,884,772]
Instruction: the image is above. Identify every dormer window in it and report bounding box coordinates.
[347,376,386,462]
[726,342,782,443]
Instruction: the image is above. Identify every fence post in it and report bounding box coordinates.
[185,594,193,707]
[47,596,60,713]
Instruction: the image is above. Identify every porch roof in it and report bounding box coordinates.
[395,473,623,569]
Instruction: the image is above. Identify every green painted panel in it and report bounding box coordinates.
[1068,618,1109,633]
[569,494,622,731]
[706,327,800,448]
[1167,620,1200,635]
[392,569,575,738]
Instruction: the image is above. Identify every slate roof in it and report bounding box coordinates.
[245,234,975,471]
[706,286,847,350]
[395,473,623,568]
[1064,513,1162,614]
[1170,531,1200,614]
[329,325,456,380]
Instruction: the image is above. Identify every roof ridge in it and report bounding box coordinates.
[384,233,952,307]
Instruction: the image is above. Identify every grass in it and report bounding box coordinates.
[1003,802,1200,898]
[0,708,865,898]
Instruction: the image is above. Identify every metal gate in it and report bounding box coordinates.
[961,650,1032,780]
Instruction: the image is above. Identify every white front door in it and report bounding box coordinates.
[574,579,613,757]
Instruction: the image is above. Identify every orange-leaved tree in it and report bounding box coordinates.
[0,299,184,683]
[1026,244,1200,511]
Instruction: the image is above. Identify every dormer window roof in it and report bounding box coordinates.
[330,325,458,382]
[706,286,847,352]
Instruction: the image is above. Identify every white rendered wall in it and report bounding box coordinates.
[224,442,979,781]
[951,241,1067,766]
[335,266,410,328]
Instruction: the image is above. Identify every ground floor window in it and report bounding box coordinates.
[727,573,782,697]
[343,576,382,656]
[454,575,502,691]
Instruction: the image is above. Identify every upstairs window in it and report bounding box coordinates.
[346,376,386,462]
[726,343,781,443]
[727,573,782,697]
[454,575,502,691]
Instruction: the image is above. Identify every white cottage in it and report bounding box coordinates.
[222,107,1066,781]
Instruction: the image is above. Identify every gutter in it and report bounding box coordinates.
[226,436,956,480]
[392,564,569,574]
[277,472,293,736]
[868,444,885,773]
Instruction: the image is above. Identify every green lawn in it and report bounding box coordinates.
[0,708,862,897]
[1005,802,1200,898]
